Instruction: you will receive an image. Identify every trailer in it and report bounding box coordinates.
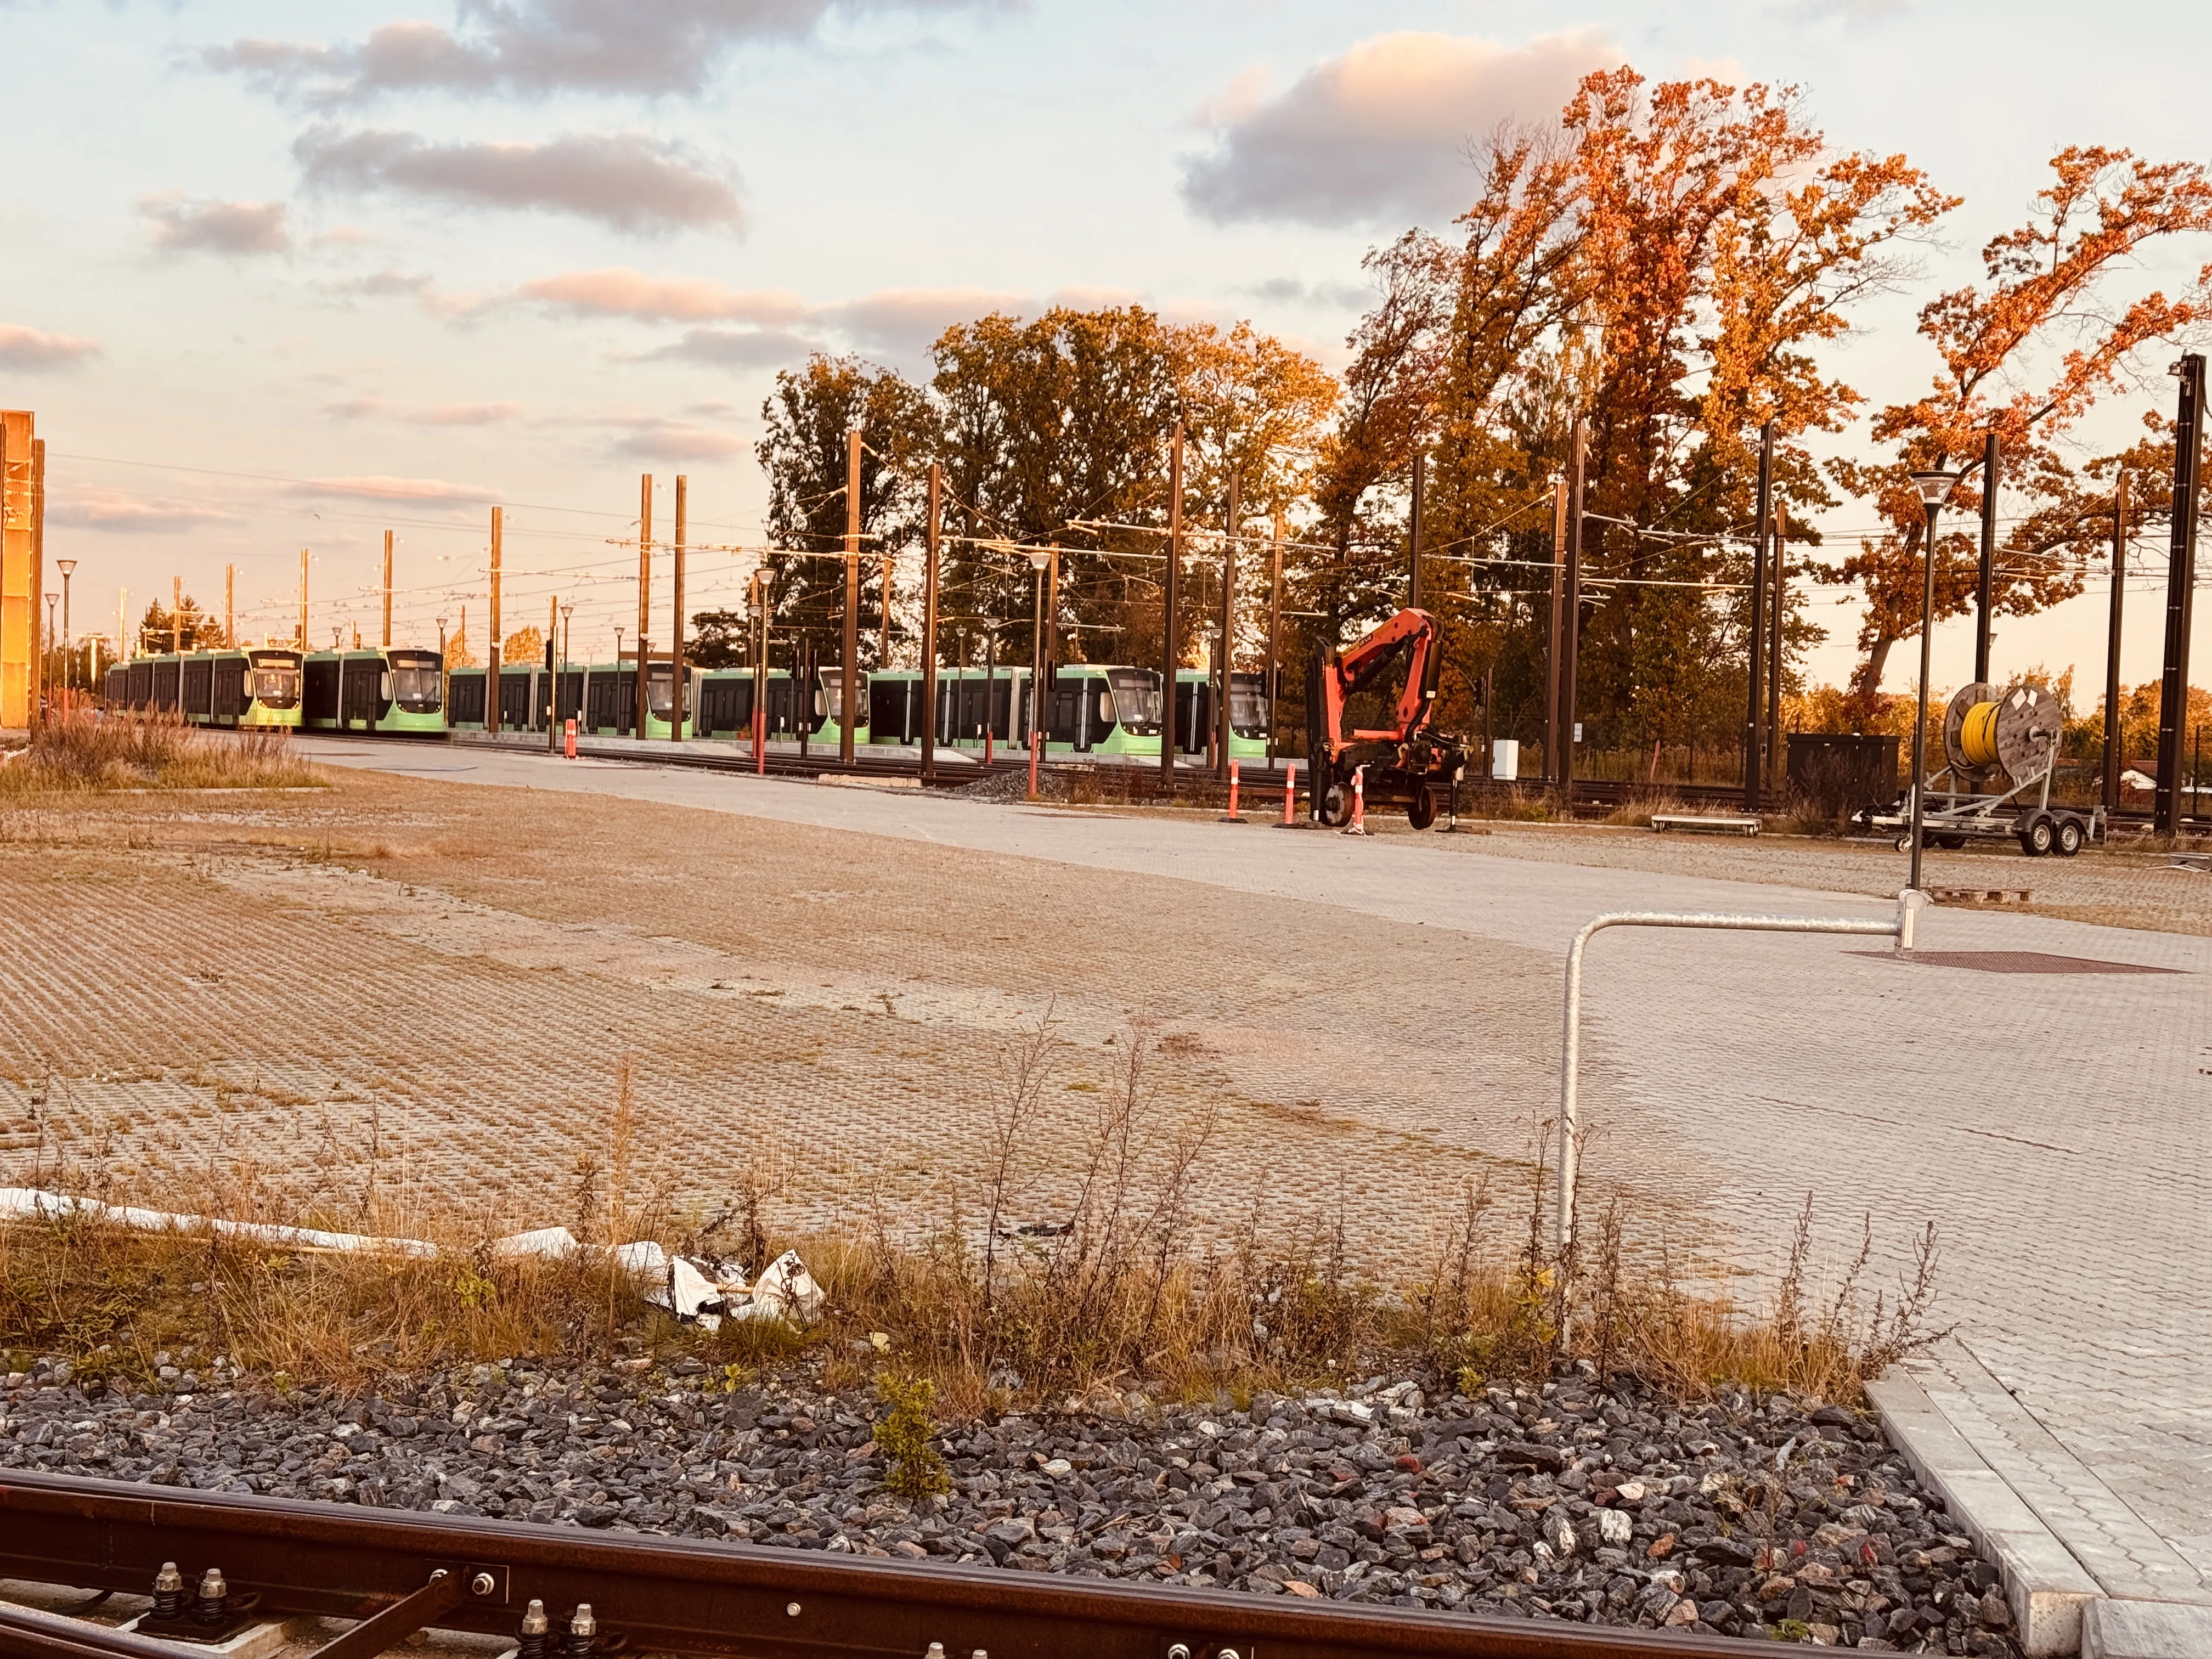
[1861,680,2102,857]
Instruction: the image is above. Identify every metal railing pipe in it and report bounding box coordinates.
[1557,895,1918,1252]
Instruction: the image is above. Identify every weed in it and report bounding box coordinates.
[872,1371,951,1499]
[0,712,321,796]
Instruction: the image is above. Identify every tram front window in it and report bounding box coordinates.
[390,664,443,712]
[1228,679,1271,739]
[647,668,676,718]
[1108,669,1161,734]
[250,666,300,708]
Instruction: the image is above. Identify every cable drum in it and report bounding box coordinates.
[1942,682,1998,773]
[1942,680,2064,780]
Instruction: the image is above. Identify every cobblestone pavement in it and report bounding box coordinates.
[0,766,1641,1283]
[294,742,2212,1596]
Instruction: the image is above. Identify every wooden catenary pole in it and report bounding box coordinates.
[488,507,503,733]
[842,428,861,764]
[922,464,941,783]
[1160,422,1182,789]
[635,475,652,737]
[672,474,687,742]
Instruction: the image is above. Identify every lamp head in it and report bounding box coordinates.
[1909,469,1961,507]
[56,558,76,577]
[1026,550,1051,572]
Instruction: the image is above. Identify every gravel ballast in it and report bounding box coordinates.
[0,1353,2019,1655]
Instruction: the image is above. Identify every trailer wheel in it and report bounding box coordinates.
[1938,833,1968,850]
[1407,785,1438,831]
[1316,781,1351,828]
[2054,816,2085,857]
[2019,814,2055,857]
[1894,834,1914,853]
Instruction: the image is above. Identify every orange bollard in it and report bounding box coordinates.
[1220,759,1243,822]
[1280,759,1298,825]
[1344,764,1368,835]
[563,717,577,760]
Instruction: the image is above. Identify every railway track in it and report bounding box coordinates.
[0,1469,1817,1659]
[316,728,2190,831]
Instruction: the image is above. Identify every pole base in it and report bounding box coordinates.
[1273,820,1314,830]
[1340,825,1369,837]
[1217,814,1245,824]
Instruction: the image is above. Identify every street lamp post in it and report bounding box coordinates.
[44,594,58,719]
[56,559,75,715]
[1906,467,1962,894]
[1026,550,1051,801]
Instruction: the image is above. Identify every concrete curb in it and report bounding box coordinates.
[1866,1372,2100,1656]
[2083,1596,2212,1658]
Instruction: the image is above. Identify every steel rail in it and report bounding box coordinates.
[0,1469,1814,1659]
[302,728,2192,830]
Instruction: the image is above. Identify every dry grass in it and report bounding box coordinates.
[1,1030,1945,1411]
[1472,786,1559,822]
[0,712,321,797]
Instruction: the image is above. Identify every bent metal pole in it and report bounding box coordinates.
[1554,900,1916,1254]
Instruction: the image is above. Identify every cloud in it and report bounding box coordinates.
[608,417,747,460]
[289,475,495,504]
[324,396,522,425]
[1245,275,1372,310]
[138,195,293,256]
[518,268,804,324]
[520,270,1031,365]
[643,327,821,367]
[0,324,100,371]
[206,0,1007,104]
[295,128,742,234]
[1181,29,1620,228]
[819,286,1029,356]
[48,489,234,535]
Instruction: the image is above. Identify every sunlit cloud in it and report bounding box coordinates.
[0,323,101,371]
[1181,30,1620,228]
[295,128,743,234]
[139,195,294,256]
[206,0,1013,105]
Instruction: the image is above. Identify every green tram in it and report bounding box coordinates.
[302,649,445,735]
[455,661,692,740]
[1172,668,1271,761]
[108,648,306,730]
[863,664,1165,757]
[686,665,866,748]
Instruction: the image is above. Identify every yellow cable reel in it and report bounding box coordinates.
[1941,680,2064,780]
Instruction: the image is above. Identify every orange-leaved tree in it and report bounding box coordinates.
[1829,146,2212,699]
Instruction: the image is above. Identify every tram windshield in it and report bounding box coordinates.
[1228,676,1271,738]
[390,663,443,712]
[647,665,676,718]
[1107,669,1162,734]
[247,654,301,708]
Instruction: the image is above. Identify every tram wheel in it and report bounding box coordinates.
[1407,786,1438,830]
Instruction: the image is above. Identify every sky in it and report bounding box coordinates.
[2,0,2209,699]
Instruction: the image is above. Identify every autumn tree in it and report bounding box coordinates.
[1313,67,1945,766]
[755,354,933,669]
[1828,146,2212,698]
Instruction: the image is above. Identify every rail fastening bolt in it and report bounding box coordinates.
[517,1598,549,1659]
[151,1562,182,1621]
[196,1567,228,1627]
[566,1602,596,1659]
[471,1573,497,1598]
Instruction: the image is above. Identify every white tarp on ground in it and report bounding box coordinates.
[0,1189,823,1330]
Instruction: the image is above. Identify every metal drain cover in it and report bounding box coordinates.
[1855,950,2180,974]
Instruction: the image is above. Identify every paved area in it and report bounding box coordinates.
[3,737,2207,1617]
[314,741,2212,1601]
